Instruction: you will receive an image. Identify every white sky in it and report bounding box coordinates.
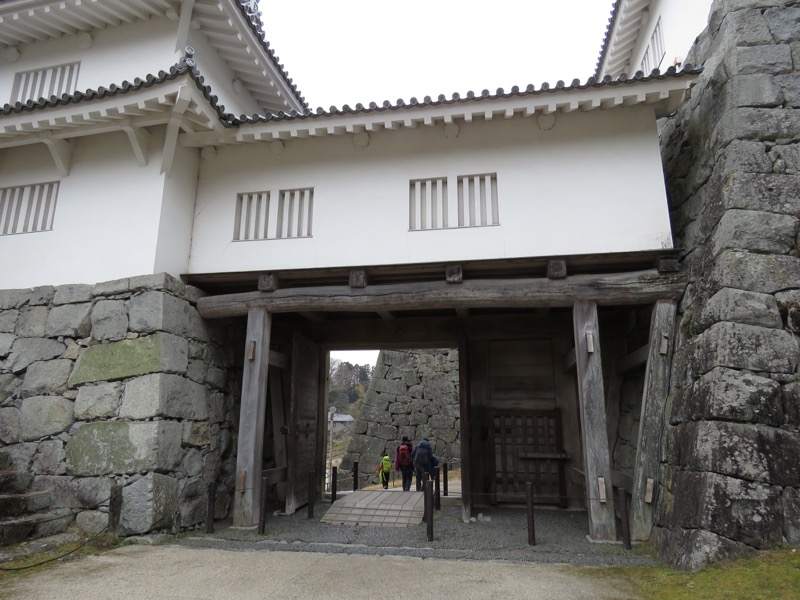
[258,0,615,109]
[257,1,614,368]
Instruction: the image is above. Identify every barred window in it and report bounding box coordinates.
[11,62,80,104]
[0,182,59,235]
[409,173,499,231]
[233,187,313,241]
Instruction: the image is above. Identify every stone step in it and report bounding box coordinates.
[0,490,52,518]
[0,469,33,494]
[0,509,75,546]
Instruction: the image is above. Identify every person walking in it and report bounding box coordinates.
[375,452,392,489]
[394,436,415,491]
[411,438,439,491]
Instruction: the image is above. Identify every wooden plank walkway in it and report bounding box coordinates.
[320,490,425,527]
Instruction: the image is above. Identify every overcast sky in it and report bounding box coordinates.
[258,0,615,110]
[256,1,614,366]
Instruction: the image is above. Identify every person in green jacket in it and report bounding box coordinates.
[376,452,392,489]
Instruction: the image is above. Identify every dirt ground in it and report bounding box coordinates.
[1,544,640,600]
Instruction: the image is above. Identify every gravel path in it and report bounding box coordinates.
[177,500,658,567]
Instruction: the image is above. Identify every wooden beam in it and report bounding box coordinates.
[572,300,617,541]
[376,311,394,320]
[41,136,72,176]
[616,344,650,374]
[122,123,150,166]
[268,350,287,369]
[161,84,192,176]
[630,300,677,541]
[458,335,472,522]
[175,0,195,51]
[233,308,272,526]
[268,365,288,476]
[198,270,686,319]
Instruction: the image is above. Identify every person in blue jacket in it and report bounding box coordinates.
[411,438,439,491]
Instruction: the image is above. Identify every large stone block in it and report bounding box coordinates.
[726,74,784,108]
[0,407,20,443]
[775,289,800,331]
[669,470,783,550]
[16,306,48,337]
[712,108,800,149]
[695,321,798,375]
[710,209,798,257]
[372,378,406,395]
[6,338,65,373]
[44,303,92,338]
[0,372,22,405]
[654,526,757,572]
[0,332,13,357]
[0,309,18,333]
[0,289,31,310]
[121,472,178,534]
[182,421,211,447]
[179,477,208,527]
[31,440,66,475]
[68,332,188,386]
[673,421,800,486]
[21,359,73,397]
[709,251,800,296]
[671,367,783,426]
[128,291,207,342]
[0,442,37,470]
[20,396,74,441]
[695,288,782,334]
[29,475,113,509]
[734,44,793,75]
[74,382,121,420]
[90,300,128,342]
[763,7,800,43]
[784,382,800,426]
[53,284,92,305]
[722,173,800,215]
[128,273,185,295]
[120,373,208,420]
[366,423,396,442]
[784,487,800,545]
[65,420,182,475]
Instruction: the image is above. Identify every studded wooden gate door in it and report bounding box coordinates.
[492,409,568,505]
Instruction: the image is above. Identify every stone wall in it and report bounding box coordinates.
[0,274,244,536]
[341,349,460,475]
[657,0,800,570]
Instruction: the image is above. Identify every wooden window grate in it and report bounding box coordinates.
[11,62,80,104]
[233,188,313,241]
[0,182,59,235]
[410,173,499,231]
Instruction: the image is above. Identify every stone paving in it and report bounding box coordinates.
[320,490,424,526]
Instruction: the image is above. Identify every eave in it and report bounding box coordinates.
[180,68,700,148]
[595,0,652,79]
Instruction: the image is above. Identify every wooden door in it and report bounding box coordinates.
[285,333,320,515]
[492,409,567,505]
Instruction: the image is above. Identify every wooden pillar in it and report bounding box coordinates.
[630,300,677,540]
[458,335,472,522]
[572,300,617,541]
[233,307,272,526]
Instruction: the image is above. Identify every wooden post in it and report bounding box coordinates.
[618,486,632,550]
[630,300,677,541]
[434,467,441,510]
[108,484,122,535]
[425,480,434,542]
[206,482,216,534]
[258,477,268,534]
[353,461,359,492]
[443,463,448,496]
[458,335,472,522]
[331,466,337,503]
[307,471,315,519]
[233,308,272,526]
[526,482,536,546]
[572,300,617,541]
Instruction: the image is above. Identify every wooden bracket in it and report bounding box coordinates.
[659,332,669,355]
[547,259,567,279]
[598,477,607,503]
[237,469,247,493]
[645,478,654,503]
[586,331,595,353]
[122,121,151,166]
[161,85,192,176]
[349,269,368,288]
[445,264,463,284]
[658,257,681,273]
[40,135,72,176]
[245,340,256,361]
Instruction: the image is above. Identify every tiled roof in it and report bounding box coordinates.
[231,64,699,125]
[233,0,307,109]
[595,1,622,79]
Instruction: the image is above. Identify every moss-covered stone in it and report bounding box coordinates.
[68,332,188,387]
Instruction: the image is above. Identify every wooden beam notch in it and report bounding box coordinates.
[445,264,463,284]
[258,272,281,292]
[547,259,567,279]
[349,269,368,288]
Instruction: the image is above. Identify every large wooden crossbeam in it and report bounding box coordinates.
[197,270,685,319]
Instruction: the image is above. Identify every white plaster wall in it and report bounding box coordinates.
[186,29,262,118]
[630,0,713,73]
[189,105,673,275]
[0,130,169,289]
[0,18,180,103]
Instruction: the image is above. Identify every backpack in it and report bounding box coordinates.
[414,445,430,468]
[398,444,412,467]
[381,455,392,473]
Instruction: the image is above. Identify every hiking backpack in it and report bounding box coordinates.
[414,445,430,468]
[381,455,392,473]
[398,444,412,467]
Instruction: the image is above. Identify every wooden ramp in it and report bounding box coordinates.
[320,490,425,527]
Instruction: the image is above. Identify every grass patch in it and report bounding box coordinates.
[592,548,800,600]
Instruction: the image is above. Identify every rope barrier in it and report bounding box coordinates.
[0,525,110,571]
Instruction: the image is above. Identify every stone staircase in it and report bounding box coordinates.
[0,452,74,545]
